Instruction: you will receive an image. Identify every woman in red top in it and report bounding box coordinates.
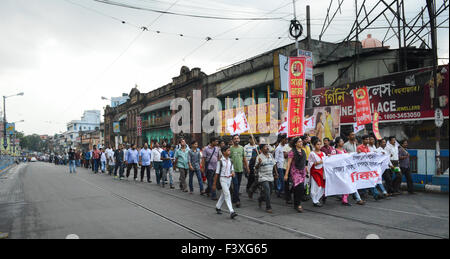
[307,137,326,207]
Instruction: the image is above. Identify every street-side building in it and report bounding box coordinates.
[65,110,101,144]
[140,66,206,147]
[111,93,129,108]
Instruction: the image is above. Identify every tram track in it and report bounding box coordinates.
[78,169,447,239]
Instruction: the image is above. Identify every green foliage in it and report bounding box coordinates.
[19,134,46,152]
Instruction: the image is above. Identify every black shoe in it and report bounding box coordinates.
[321,197,327,204]
[313,203,323,207]
[216,208,222,214]
[408,191,416,195]
[342,202,352,206]
[230,212,238,219]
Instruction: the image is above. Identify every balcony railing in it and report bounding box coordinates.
[142,116,171,128]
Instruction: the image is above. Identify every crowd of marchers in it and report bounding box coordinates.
[56,132,414,219]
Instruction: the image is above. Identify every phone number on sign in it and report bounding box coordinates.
[383,112,421,120]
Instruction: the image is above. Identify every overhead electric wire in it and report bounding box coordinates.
[135,0,291,16]
[56,0,181,122]
[92,0,287,20]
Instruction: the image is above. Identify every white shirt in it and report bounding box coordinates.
[151,148,163,162]
[377,146,393,167]
[100,153,107,162]
[385,143,399,161]
[368,145,377,152]
[274,144,285,169]
[215,157,234,178]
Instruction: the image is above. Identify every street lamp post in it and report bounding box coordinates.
[3,92,24,150]
[11,120,24,156]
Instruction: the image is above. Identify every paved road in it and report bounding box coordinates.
[0,162,448,239]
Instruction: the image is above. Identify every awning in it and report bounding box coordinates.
[216,67,273,96]
[118,114,127,121]
[140,99,172,115]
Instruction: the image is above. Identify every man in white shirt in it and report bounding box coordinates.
[212,145,237,219]
[152,142,164,185]
[385,136,402,194]
[368,135,377,152]
[274,135,287,197]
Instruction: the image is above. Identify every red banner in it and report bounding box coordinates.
[353,87,372,126]
[287,57,306,137]
[372,111,382,140]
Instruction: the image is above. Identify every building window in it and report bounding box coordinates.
[314,73,324,88]
[338,67,350,84]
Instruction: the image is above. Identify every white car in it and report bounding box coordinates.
[30,157,37,162]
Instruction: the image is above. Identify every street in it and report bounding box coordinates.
[0,162,448,239]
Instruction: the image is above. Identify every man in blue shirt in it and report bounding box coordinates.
[161,145,175,189]
[126,144,139,180]
[139,143,152,183]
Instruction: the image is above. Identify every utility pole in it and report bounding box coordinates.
[396,0,403,72]
[426,0,441,175]
[3,96,7,150]
[291,0,300,57]
[354,0,360,82]
[306,5,313,109]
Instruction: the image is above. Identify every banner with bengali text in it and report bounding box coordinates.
[324,152,390,196]
[287,57,306,137]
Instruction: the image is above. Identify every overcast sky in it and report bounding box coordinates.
[1,0,448,135]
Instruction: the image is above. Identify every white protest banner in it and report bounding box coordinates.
[324,152,390,196]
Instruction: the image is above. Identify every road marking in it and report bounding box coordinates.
[66,234,79,239]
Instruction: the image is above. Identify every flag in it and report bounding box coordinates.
[353,123,365,134]
[277,121,288,135]
[303,115,315,131]
[226,112,250,135]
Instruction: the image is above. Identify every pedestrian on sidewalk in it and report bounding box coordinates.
[255,144,278,213]
[188,141,205,195]
[139,143,152,183]
[125,144,139,180]
[212,145,238,219]
[174,139,189,192]
[285,137,307,212]
[68,148,76,174]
